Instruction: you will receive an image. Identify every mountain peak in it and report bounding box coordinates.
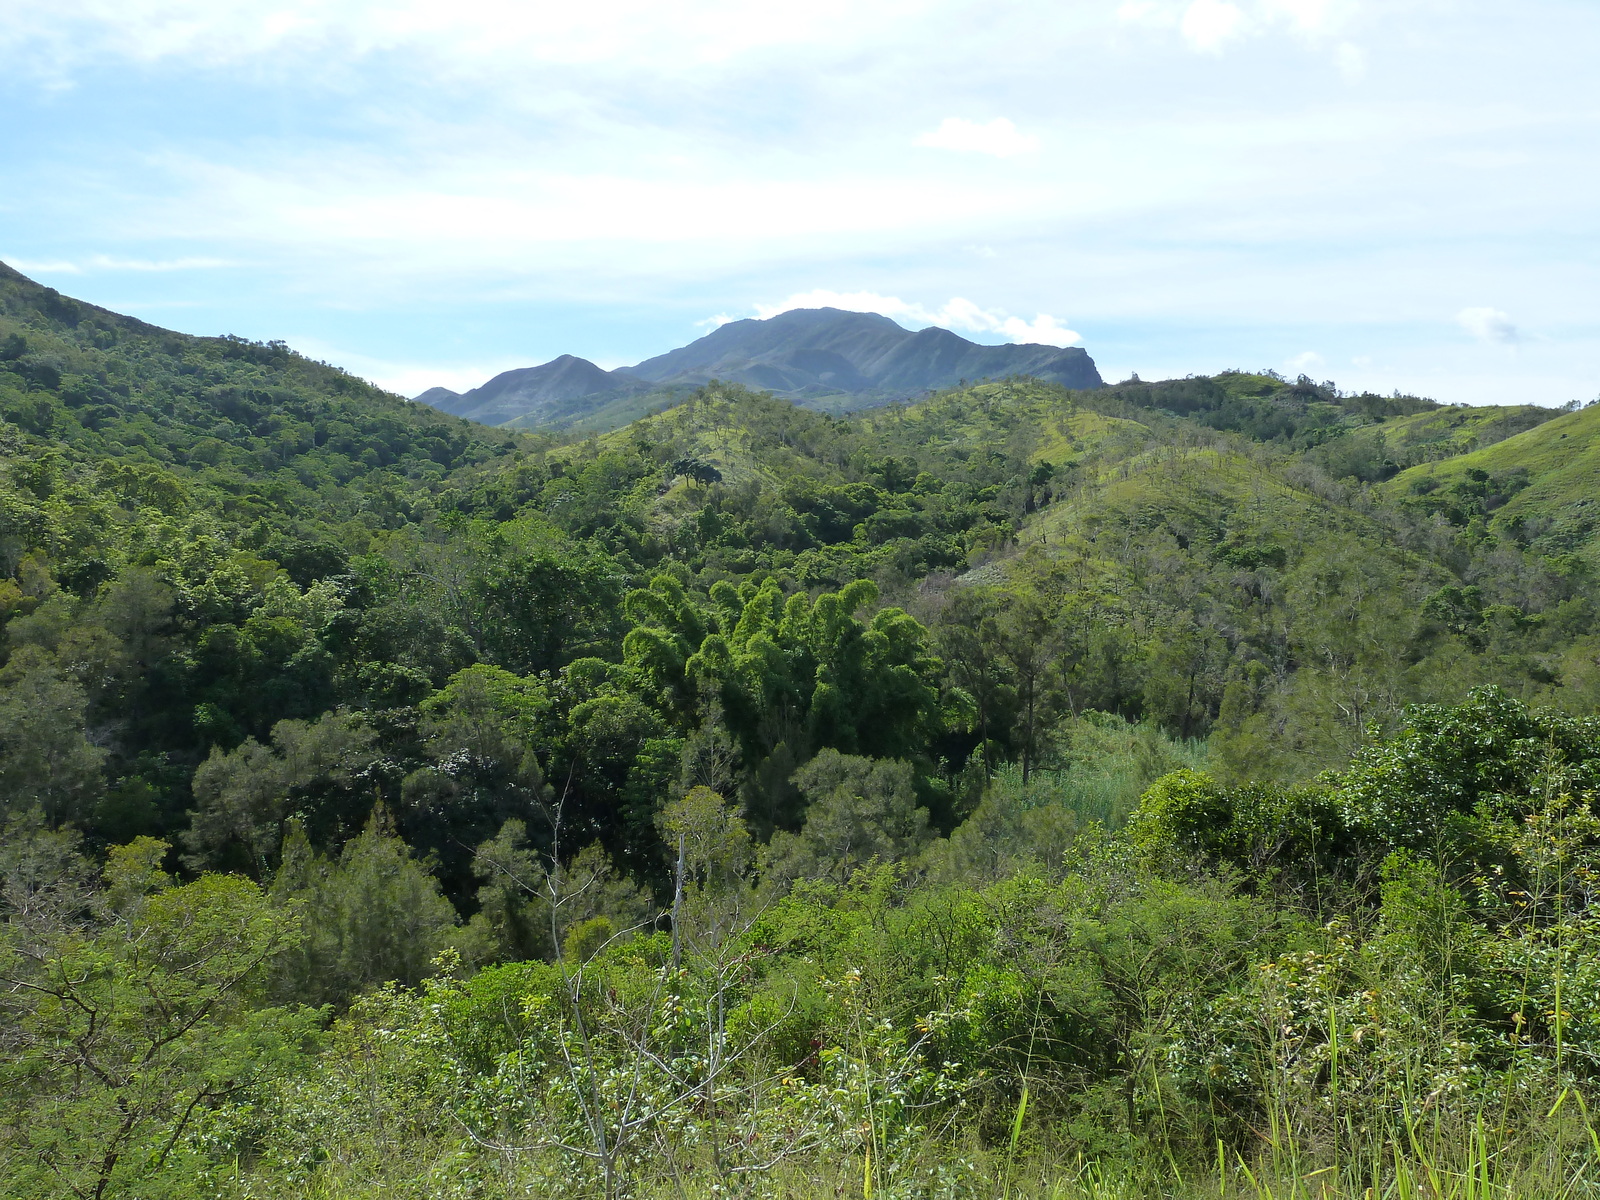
[416,306,1102,428]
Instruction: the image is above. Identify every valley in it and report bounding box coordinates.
[1,260,1598,1199]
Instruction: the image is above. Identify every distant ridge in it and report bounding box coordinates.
[432,355,651,427]
[416,307,1102,427]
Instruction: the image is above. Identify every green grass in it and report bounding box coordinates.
[215,1128,1600,1199]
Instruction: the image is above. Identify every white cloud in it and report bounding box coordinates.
[1456,306,1519,344]
[1118,0,1358,61]
[695,313,736,329]
[997,313,1081,345]
[1116,1,1165,25]
[1181,0,1246,51]
[749,290,1081,347]
[1286,349,1324,373]
[284,336,525,396]
[1262,0,1333,34]
[142,158,1035,261]
[89,254,235,271]
[914,117,1039,158]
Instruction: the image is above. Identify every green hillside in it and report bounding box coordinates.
[0,260,526,579]
[1371,400,1555,460]
[5,266,1600,1199]
[1384,401,1600,566]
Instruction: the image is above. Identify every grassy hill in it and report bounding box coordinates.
[1384,401,1600,567]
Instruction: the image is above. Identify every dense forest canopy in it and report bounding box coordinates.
[3,261,1600,1198]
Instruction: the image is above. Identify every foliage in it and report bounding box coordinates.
[0,824,315,1199]
[4,266,1600,1195]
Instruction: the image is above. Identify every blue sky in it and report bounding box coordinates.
[2,0,1596,406]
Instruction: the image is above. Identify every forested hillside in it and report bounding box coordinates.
[4,263,1600,1198]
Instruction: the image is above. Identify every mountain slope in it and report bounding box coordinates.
[416,307,1104,427]
[0,257,516,592]
[629,307,907,388]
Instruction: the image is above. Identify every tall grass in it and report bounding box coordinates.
[992,711,1210,830]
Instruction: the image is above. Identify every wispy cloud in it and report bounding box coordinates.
[3,253,233,274]
[1333,41,1365,81]
[750,290,1081,347]
[90,255,235,271]
[4,257,85,274]
[913,117,1039,158]
[1456,306,1519,344]
[1181,0,1245,52]
[0,0,919,80]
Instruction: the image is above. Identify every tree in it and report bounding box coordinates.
[766,751,932,886]
[464,530,623,674]
[937,588,1017,774]
[268,812,462,1007]
[922,766,1081,885]
[0,647,106,827]
[987,593,1068,783]
[403,664,553,900]
[185,711,379,877]
[0,835,313,1200]
[1335,686,1600,853]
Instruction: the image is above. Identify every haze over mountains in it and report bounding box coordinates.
[416,307,1103,428]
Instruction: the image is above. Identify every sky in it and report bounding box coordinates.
[1,0,1596,406]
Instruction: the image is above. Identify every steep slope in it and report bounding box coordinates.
[1369,403,1556,460]
[829,377,1590,773]
[629,307,906,390]
[865,323,1100,393]
[0,258,515,589]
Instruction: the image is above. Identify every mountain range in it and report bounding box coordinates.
[415,307,1103,428]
